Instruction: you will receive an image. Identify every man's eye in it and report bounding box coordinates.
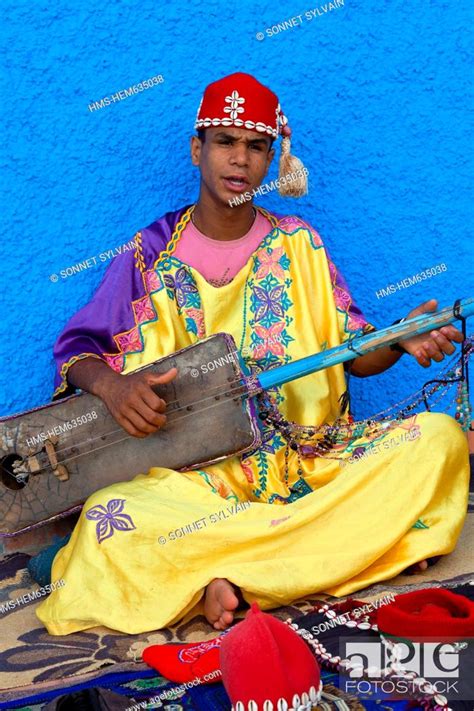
[250,144,263,151]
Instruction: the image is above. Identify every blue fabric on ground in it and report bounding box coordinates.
[27,534,71,587]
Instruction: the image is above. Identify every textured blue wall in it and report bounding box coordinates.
[1,0,473,420]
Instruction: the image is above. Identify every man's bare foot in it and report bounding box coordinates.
[204,578,240,630]
[404,555,442,575]
[405,559,429,574]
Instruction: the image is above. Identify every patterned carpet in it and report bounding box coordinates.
[0,455,472,709]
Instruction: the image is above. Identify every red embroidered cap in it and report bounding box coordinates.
[142,633,226,683]
[194,72,288,139]
[219,602,322,710]
[376,589,474,642]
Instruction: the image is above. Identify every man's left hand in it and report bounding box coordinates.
[398,298,464,368]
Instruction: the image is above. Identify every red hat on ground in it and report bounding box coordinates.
[219,602,322,710]
[376,589,474,642]
[142,634,224,683]
[194,72,308,198]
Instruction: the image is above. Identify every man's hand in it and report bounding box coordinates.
[97,367,178,437]
[67,357,179,438]
[399,299,464,368]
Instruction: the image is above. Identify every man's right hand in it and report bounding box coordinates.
[98,367,178,438]
[67,358,178,438]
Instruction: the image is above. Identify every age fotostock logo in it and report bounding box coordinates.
[340,638,472,701]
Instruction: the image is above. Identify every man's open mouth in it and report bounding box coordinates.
[223,176,250,192]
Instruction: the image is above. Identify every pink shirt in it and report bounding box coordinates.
[174,210,273,287]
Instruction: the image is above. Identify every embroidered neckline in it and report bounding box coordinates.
[153,204,280,273]
[154,205,282,292]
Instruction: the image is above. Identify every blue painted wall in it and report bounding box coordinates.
[2,0,473,420]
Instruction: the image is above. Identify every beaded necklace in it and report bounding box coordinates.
[256,336,473,483]
[284,615,451,710]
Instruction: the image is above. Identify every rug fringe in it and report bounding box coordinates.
[316,683,365,710]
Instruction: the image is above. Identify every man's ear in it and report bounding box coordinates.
[265,146,275,172]
[190,135,202,166]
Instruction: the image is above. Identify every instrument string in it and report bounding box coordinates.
[24,384,253,472]
[50,378,251,456]
[17,339,472,476]
[46,325,459,458]
[21,300,474,464]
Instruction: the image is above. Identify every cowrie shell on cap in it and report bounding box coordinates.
[277,699,288,711]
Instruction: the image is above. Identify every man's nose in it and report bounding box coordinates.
[229,143,248,165]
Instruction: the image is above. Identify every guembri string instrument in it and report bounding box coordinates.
[1,297,473,535]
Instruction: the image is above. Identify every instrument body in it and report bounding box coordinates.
[0,334,261,536]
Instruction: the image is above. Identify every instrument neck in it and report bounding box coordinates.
[248,297,473,392]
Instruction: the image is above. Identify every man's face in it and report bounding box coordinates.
[190,127,275,206]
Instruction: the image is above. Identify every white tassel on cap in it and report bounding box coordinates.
[277,119,308,197]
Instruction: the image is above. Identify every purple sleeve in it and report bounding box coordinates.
[53,247,144,398]
[52,208,186,399]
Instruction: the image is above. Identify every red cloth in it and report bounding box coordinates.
[195,72,288,139]
[219,602,321,709]
[377,589,474,642]
[142,634,224,683]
